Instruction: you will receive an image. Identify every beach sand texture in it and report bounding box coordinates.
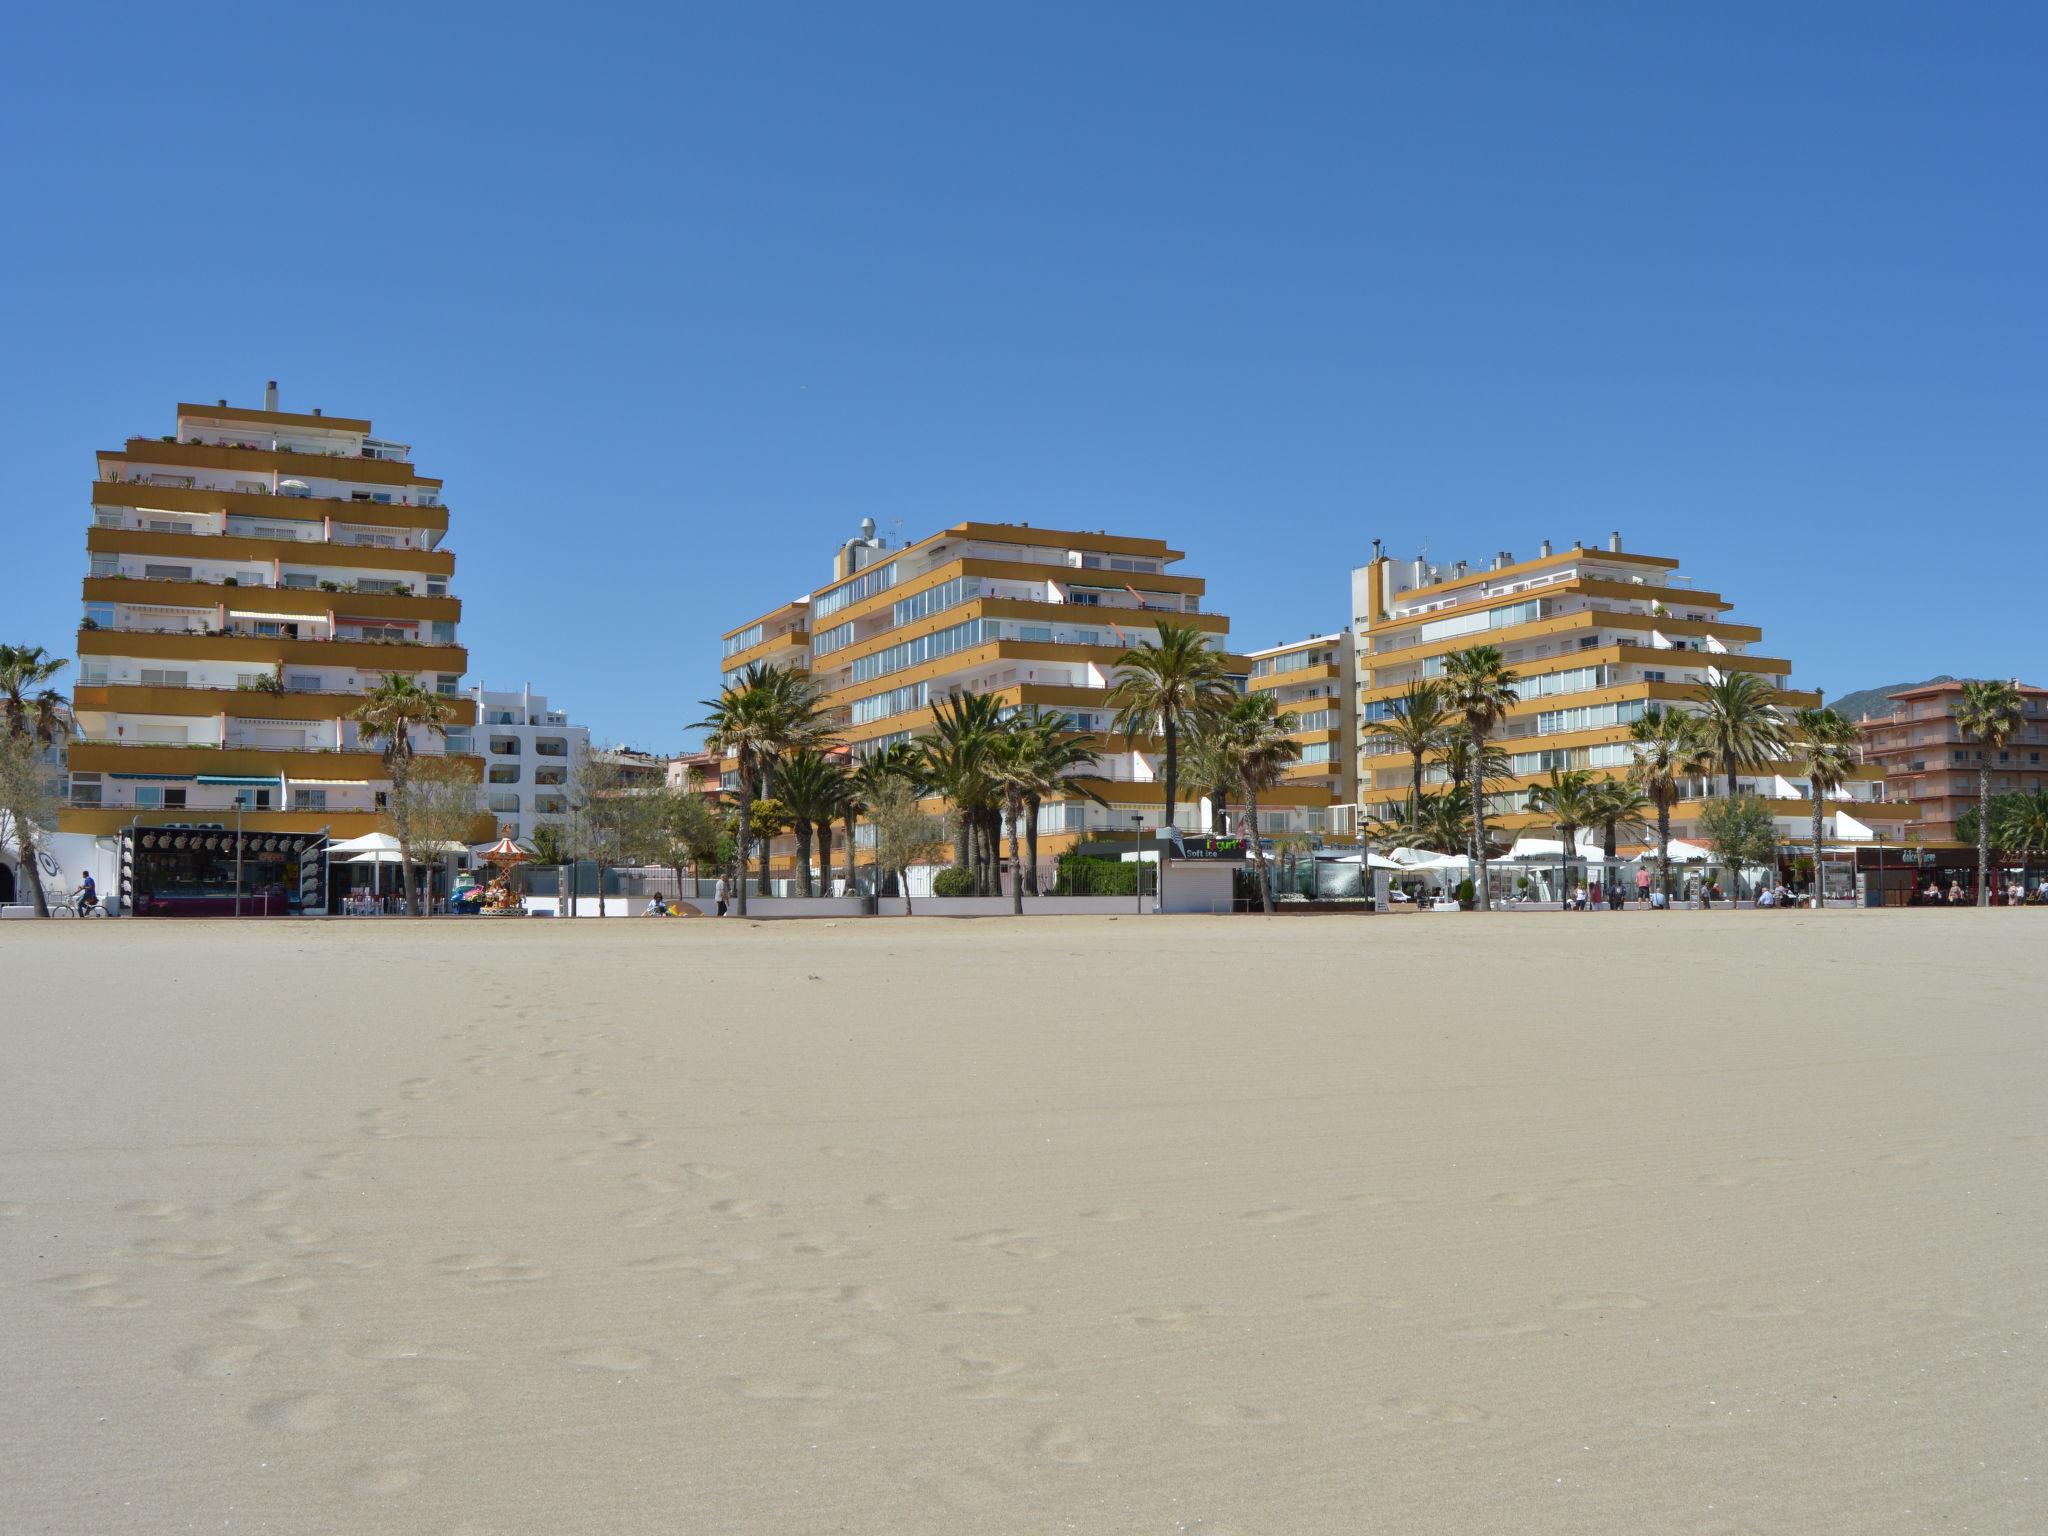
[3,912,2043,1534]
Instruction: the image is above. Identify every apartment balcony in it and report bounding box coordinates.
[93,479,450,536]
[67,739,393,780]
[84,575,460,623]
[87,524,456,574]
[72,683,476,725]
[79,625,468,674]
[108,437,430,487]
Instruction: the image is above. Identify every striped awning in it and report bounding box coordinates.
[197,775,280,786]
[111,771,195,781]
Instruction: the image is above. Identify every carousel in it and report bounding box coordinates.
[474,832,530,917]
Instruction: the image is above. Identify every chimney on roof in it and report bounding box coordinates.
[217,398,227,407]
[1609,530,1622,552]
[264,380,278,411]
[312,407,322,417]
[1539,539,1552,557]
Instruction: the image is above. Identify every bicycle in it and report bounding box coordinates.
[50,885,108,918]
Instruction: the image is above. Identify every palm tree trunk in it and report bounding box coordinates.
[817,820,832,897]
[1811,788,1825,910]
[1470,727,1492,910]
[1410,746,1424,819]
[1247,781,1273,913]
[1978,761,1991,907]
[1008,793,1025,915]
[1162,717,1178,840]
[953,813,970,882]
[734,770,752,918]
[596,862,608,918]
[1024,794,1041,895]
[1658,799,1672,900]
[843,811,858,894]
[794,820,813,897]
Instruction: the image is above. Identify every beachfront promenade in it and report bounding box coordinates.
[7,913,2043,1534]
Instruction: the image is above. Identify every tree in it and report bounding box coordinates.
[387,757,483,914]
[1587,778,1652,863]
[654,786,723,899]
[529,822,574,869]
[1441,645,1519,910]
[982,724,1061,915]
[570,754,664,917]
[774,748,849,898]
[1693,671,1786,800]
[919,693,1003,894]
[0,644,71,917]
[1697,794,1777,903]
[1105,621,1234,852]
[1525,768,1601,909]
[1954,678,2025,907]
[1013,711,1104,895]
[1628,705,1711,899]
[353,673,454,915]
[694,663,829,916]
[1369,787,1473,857]
[1788,706,1860,908]
[1381,679,1454,818]
[845,742,919,895]
[1204,692,1303,913]
[866,775,947,914]
[1984,790,2048,864]
[747,797,790,893]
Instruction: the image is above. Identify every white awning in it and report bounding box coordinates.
[330,831,402,853]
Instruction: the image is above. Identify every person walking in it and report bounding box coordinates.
[714,874,730,918]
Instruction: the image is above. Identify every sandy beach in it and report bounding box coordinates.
[4,911,2043,1534]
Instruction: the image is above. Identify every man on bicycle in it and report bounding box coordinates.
[77,872,98,914]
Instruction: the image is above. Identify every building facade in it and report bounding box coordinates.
[472,684,588,843]
[1350,535,1914,851]
[1242,631,1356,836]
[716,521,1336,885]
[58,387,477,912]
[1856,679,2048,843]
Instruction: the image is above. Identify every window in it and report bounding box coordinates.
[79,661,109,687]
[136,786,188,810]
[292,789,327,811]
[533,795,567,815]
[1535,700,1648,736]
[812,560,899,619]
[1300,742,1337,764]
[84,603,115,629]
[850,681,927,726]
[891,576,981,628]
[1420,599,1540,644]
[849,618,991,684]
[534,766,567,786]
[426,579,447,598]
[534,737,568,757]
[69,773,102,806]
[722,622,765,657]
[143,564,195,581]
[139,668,189,688]
[1018,625,1053,643]
[286,673,321,692]
[435,674,459,697]
[431,622,456,644]
[1643,670,1666,683]
[487,793,521,814]
[282,573,317,589]
[90,553,121,577]
[812,620,856,657]
[489,765,520,784]
[233,788,274,810]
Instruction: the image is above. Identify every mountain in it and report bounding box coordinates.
[1827,675,1957,722]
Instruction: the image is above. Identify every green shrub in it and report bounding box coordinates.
[1058,853,1148,895]
[931,866,976,897]
[1455,877,1476,910]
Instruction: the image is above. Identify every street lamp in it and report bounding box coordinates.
[1131,813,1145,915]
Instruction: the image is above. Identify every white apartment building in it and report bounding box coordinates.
[472,683,589,843]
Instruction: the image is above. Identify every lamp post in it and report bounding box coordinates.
[233,798,244,919]
[1131,813,1145,915]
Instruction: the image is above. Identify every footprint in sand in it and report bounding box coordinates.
[117,1199,210,1221]
[303,1151,364,1183]
[815,1329,898,1357]
[1241,1204,1320,1225]
[1698,1172,1749,1188]
[175,1343,265,1378]
[43,1272,149,1310]
[264,1224,334,1248]
[1186,1402,1283,1427]
[217,1303,308,1331]
[237,1189,295,1213]
[955,1229,1060,1260]
[627,1253,736,1276]
[1382,1395,1495,1426]
[248,1391,341,1433]
[346,1340,476,1363]
[865,1192,919,1212]
[1028,1423,1096,1465]
[710,1198,782,1221]
[561,1345,656,1372]
[626,1172,679,1195]
[618,1205,680,1229]
[681,1163,737,1181]
[1707,1302,1806,1320]
[784,1231,863,1258]
[1081,1207,1145,1223]
[345,1456,423,1497]
[945,1345,1045,1379]
[1553,1291,1654,1312]
[1489,1191,1552,1208]
[726,1376,870,1402]
[206,1262,316,1294]
[1116,1305,1221,1333]
[133,1237,233,1261]
[437,1254,545,1285]
[928,1300,1032,1318]
[715,1281,891,1311]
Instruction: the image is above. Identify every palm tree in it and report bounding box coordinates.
[845,742,919,895]
[1367,787,1472,858]
[981,722,1069,915]
[0,644,72,917]
[1441,646,1519,910]
[1628,704,1711,900]
[920,692,1005,893]
[1990,789,2048,865]
[1013,711,1105,895]
[773,747,848,898]
[354,673,455,915]
[1954,678,2025,907]
[1205,692,1303,913]
[1525,767,1601,910]
[1105,621,1234,849]
[1693,671,1786,800]
[694,662,828,916]
[1788,705,1860,909]
[1586,778,1652,895]
[1380,679,1453,818]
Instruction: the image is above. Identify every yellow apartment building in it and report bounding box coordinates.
[59,386,479,913]
[1242,632,1356,837]
[1350,535,1914,855]
[716,520,1334,886]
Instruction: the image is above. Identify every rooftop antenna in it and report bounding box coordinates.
[889,517,905,549]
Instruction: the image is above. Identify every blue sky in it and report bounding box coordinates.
[5,4,2041,748]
